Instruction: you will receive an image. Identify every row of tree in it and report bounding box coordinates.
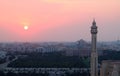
[8,52,90,68]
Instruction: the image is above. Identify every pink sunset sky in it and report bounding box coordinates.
[0,0,120,42]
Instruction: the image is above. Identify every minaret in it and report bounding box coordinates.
[90,19,98,76]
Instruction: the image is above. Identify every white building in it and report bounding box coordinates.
[0,51,7,59]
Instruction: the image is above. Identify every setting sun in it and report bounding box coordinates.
[24,26,29,30]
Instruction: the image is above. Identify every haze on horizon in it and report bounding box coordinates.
[0,0,120,42]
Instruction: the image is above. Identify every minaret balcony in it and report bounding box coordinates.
[91,29,98,34]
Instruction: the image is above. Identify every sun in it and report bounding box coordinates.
[24,25,29,30]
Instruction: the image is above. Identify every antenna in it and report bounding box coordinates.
[117,36,119,42]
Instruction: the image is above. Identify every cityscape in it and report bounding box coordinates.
[0,0,120,76]
[0,20,120,76]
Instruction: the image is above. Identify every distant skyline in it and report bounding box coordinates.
[0,0,120,42]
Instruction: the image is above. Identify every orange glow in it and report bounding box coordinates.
[0,0,119,42]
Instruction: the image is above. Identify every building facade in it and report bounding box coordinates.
[100,60,120,76]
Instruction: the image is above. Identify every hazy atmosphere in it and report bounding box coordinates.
[0,0,120,42]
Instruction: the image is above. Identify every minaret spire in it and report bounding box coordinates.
[90,19,98,76]
[92,19,96,25]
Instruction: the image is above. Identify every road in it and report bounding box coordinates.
[0,56,18,71]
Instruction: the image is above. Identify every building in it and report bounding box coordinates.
[90,19,98,76]
[77,39,91,57]
[0,51,7,59]
[100,60,120,76]
[65,39,103,57]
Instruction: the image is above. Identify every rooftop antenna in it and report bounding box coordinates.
[117,36,119,41]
